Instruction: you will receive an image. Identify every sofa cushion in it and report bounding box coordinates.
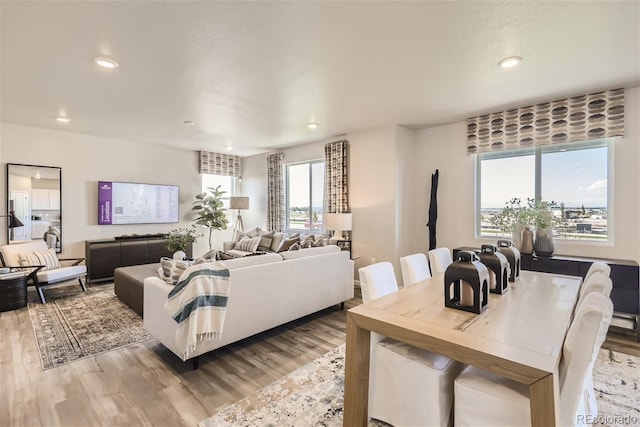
[0,240,49,266]
[235,236,262,252]
[277,236,300,252]
[257,231,275,252]
[37,265,87,282]
[221,253,282,269]
[234,227,261,244]
[18,248,61,271]
[194,249,217,264]
[158,257,190,285]
[279,245,341,260]
[270,232,285,252]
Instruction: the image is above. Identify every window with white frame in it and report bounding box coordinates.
[201,174,235,211]
[477,139,611,242]
[285,160,325,232]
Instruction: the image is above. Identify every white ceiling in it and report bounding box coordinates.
[2,1,639,157]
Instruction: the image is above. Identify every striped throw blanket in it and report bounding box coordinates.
[165,261,231,360]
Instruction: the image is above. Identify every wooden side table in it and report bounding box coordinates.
[0,273,28,312]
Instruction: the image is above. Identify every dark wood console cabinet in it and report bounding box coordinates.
[86,237,192,283]
[453,247,640,341]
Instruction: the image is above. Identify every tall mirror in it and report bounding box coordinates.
[6,163,62,253]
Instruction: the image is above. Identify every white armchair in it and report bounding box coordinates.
[0,240,86,303]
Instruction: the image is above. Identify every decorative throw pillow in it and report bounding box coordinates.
[277,236,300,253]
[236,236,262,252]
[288,242,301,251]
[217,251,236,260]
[313,237,328,247]
[234,227,261,245]
[270,232,285,252]
[257,231,275,252]
[18,248,60,271]
[158,257,189,285]
[300,235,315,249]
[193,249,217,265]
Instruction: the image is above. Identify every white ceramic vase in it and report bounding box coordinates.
[173,250,186,261]
[511,222,524,251]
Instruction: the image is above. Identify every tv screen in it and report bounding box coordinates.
[98,181,179,225]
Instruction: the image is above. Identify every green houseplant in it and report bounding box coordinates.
[165,226,201,256]
[491,198,562,256]
[192,185,229,250]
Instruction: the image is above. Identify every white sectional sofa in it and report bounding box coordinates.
[144,245,354,364]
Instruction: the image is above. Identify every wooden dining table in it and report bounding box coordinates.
[343,270,582,427]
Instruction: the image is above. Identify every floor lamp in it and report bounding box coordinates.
[230,196,250,241]
[1,210,25,243]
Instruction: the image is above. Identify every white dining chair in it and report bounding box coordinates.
[429,247,453,275]
[400,253,431,286]
[454,292,613,427]
[578,272,613,308]
[358,262,463,427]
[583,261,611,285]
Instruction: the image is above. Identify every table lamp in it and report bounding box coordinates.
[323,213,352,241]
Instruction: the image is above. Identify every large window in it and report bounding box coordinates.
[202,174,236,210]
[477,139,611,242]
[285,160,325,232]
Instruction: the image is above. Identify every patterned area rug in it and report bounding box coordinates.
[202,344,640,427]
[28,287,153,370]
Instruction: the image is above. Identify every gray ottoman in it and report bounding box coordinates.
[114,263,160,317]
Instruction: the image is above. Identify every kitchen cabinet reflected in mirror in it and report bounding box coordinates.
[6,163,62,253]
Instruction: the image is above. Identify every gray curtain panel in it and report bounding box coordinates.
[267,153,285,232]
[467,88,625,154]
[323,140,350,214]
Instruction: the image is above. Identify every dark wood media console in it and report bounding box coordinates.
[86,236,192,283]
[453,247,640,341]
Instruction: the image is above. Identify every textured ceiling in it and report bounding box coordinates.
[1,1,639,156]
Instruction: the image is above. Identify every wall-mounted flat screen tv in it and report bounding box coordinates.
[98,181,179,225]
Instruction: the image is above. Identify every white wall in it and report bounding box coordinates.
[0,123,204,258]
[408,87,640,264]
[349,126,399,278]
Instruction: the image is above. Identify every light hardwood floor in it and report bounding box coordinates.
[0,283,637,426]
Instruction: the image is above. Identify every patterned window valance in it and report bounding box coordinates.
[199,151,241,177]
[467,88,625,154]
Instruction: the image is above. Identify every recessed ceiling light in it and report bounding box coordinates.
[498,56,522,69]
[225,143,233,151]
[56,116,71,123]
[307,122,319,129]
[183,120,195,126]
[94,56,119,69]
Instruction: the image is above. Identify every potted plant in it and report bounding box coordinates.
[489,198,529,250]
[192,185,229,251]
[165,226,201,259]
[492,198,563,256]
